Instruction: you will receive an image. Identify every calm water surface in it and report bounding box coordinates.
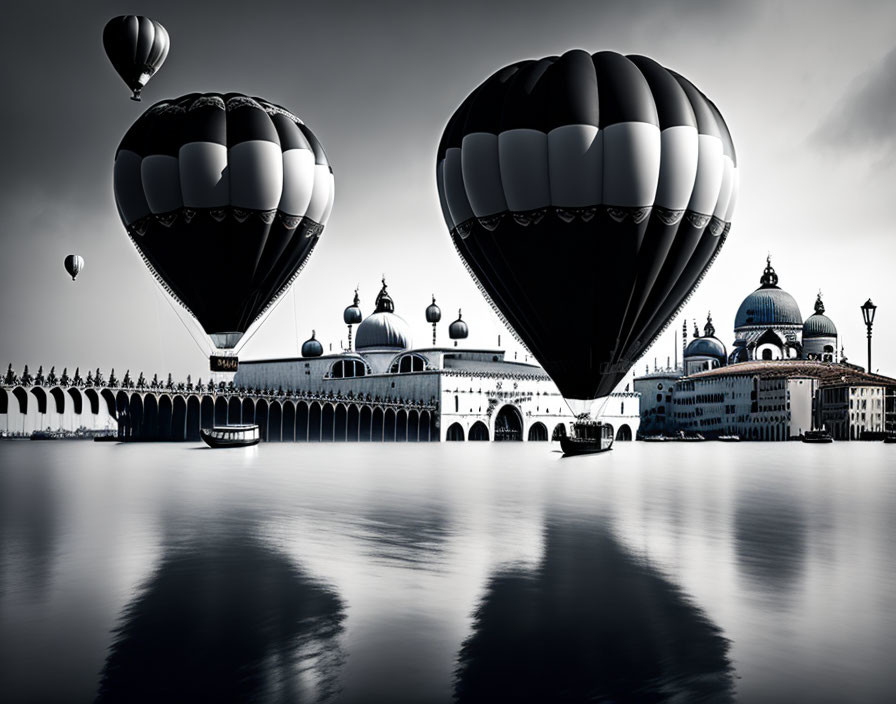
[1,441,894,702]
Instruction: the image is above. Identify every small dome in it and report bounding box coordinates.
[302,331,323,357]
[343,289,362,325]
[803,293,837,338]
[734,258,802,329]
[449,310,468,340]
[425,295,441,323]
[685,336,727,362]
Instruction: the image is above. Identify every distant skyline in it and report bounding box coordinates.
[2,0,895,386]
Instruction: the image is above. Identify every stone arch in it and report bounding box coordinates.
[552,423,567,440]
[408,409,420,441]
[446,422,465,441]
[158,395,173,440]
[334,403,348,441]
[372,407,384,441]
[144,394,159,439]
[116,391,130,437]
[396,409,408,441]
[256,399,269,441]
[241,398,256,426]
[494,404,523,441]
[214,397,228,426]
[322,403,335,441]
[172,395,187,441]
[296,401,309,441]
[67,388,83,415]
[268,401,282,442]
[615,424,633,441]
[101,388,117,417]
[527,422,548,441]
[0,388,7,414]
[309,402,322,442]
[12,387,28,414]
[49,387,65,414]
[282,401,296,442]
[200,396,214,430]
[129,394,144,437]
[186,396,201,440]
[469,420,490,441]
[384,408,397,441]
[421,410,433,441]
[360,405,372,441]
[84,388,100,415]
[348,404,360,441]
[228,396,242,425]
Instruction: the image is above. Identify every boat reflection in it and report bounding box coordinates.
[455,520,735,703]
[95,522,346,703]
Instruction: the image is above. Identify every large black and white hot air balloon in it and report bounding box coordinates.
[63,254,84,281]
[437,50,737,414]
[103,16,170,101]
[113,93,334,352]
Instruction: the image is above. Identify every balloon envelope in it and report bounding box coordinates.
[103,15,170,101]
[437,50,737,409]
[64,254,84,281]
[113,93,334,349]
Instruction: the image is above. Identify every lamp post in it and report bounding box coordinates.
[861,298,877,373]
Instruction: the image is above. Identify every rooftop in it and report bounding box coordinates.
[686,360,896,388]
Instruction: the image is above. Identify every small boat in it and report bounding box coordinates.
[30,430,57,440]
[642,435,668,442]
[561,418,614,456]
[802,429,833,444]
[718,435,741,442]
[201,424,260,448]
[673,431,706,442]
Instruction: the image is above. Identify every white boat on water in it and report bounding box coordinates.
[200,424,260,448]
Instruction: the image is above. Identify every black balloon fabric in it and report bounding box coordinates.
[437,50,737,404]
[113,93,334,349]
[103,16,170,101]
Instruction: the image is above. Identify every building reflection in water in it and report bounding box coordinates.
[454,520,734,703]
[734,490,807,599]
[95,521,345,703]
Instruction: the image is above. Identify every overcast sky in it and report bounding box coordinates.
[1,0,895,385]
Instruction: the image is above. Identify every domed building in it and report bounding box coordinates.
[802,293,838,362]
[732,257,803,361]
[683,313,727,375]
[354,279,413,372]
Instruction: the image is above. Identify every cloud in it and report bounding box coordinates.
[814,45,896,155]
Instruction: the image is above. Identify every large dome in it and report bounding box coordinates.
[355,312,411,350]
[734,258,802,329]
[355,278,411,350]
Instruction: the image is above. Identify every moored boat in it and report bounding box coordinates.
[718,435,741,442]
[201,424,260,448]
[642,435,667,442]
[561,418,614,456]
[802,428,833,444]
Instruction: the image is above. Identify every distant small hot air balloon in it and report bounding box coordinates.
[103,16,170,101]
[64,254,84,281]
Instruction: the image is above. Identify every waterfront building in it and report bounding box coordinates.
[1,281,642,442]
[635,257,894,439]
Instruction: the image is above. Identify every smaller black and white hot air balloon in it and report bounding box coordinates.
[64,254,84,281]
[103,16,170,101]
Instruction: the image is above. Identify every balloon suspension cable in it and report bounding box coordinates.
[233,268,306,356]
[150,272,213,360]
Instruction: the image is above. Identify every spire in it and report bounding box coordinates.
[703,311,715,338]
[374,277,394,313]
[759,255,779,288]
[693,319,700,338]
[814,290,825,315]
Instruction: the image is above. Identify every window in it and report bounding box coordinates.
[390,353,428,374]
[328,359,368,379]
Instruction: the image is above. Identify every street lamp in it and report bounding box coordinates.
[861,298,877,373]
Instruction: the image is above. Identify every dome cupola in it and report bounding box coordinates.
[425,295,441,324]
[355,278,411,351]
[803,292,837,338]
[734,256,802,330]
[301,330,323,357]
[685,312,727,363]
[343,289,362,325]
[449,309,468,345]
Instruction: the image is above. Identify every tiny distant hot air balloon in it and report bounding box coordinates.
[64,254,84,281]
[437,50,737,415]
[103,16,170,101]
